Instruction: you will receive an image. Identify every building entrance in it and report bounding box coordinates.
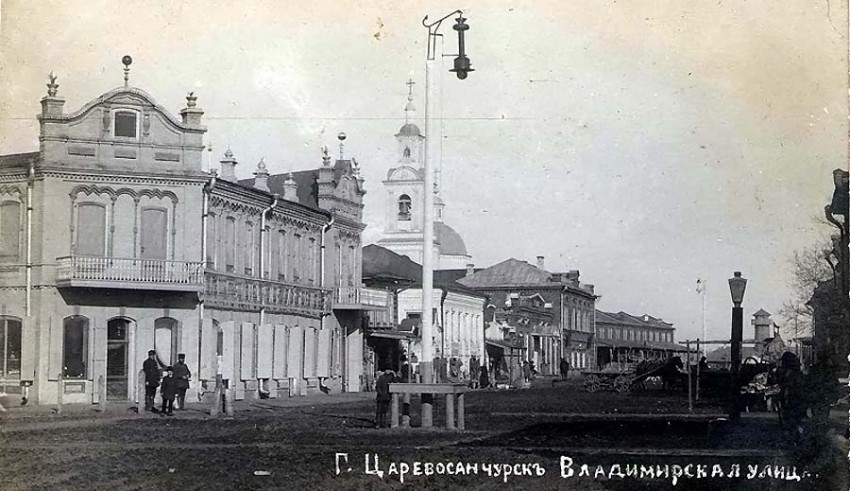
[106,318,130,400]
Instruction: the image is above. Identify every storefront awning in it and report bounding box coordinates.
[486,339,525,350]
[368,330,418,341]
[596,339,696,352]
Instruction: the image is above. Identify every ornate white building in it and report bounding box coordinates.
[376,81,473,270]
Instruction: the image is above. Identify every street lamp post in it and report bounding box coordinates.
[728,271,747,423]
[419,10,473,427]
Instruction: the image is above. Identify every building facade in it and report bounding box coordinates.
[361,244,485,387]
[438,256,597,374]
[594,311,685,369]
[0,64,379,406]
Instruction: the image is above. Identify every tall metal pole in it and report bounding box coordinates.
[730,304,743,422]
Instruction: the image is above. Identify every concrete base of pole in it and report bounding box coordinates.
[211,375,222,417]
[420,361,434,427]
[224,387,235,417]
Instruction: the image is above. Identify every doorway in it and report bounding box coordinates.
[106,318,130,400]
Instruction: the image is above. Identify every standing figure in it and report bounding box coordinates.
[173,353,191,410]
[560,357,570,381]
[160,366,176,416]
[522,361,531,383]
[142,350,161,411]
[399,355,410,383]
[374,369,396,428]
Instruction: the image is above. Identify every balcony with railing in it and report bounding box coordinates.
[204,270,332,316]
[333,286,390,310]
[56,256,204,292]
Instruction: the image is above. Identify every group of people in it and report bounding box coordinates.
[142,350,191,416]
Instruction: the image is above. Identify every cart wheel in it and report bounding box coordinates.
[585,375,600,392]
[614,376,631,393]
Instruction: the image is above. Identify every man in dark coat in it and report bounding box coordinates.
[142,350,161,411]
[160,366,177,416]
[375,369,396,428]
[172,353,191,410]
[560,358,570,381]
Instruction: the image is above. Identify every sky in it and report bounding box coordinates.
[1,0,847,343]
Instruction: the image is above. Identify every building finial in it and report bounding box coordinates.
[321,145,331,166]
[404,78,416,124]
[224,146,233,158]
[46,71,59,97]
[122,55,133,87]
[337,132,346,160]
[186,91,198,108]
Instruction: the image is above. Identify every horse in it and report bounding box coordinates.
[659,356,686,391]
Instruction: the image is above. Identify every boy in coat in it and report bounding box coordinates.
[160,366,177,416]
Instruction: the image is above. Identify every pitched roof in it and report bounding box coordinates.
[753,308,771,317]
[362,244,485,297]
[595,310,675,330]
[457,258,554,287]
[237,159,357,210]
[0,152,39,169]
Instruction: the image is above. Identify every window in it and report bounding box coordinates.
[403,146,411,158]
[245,222,255,276]
[0,317,22,379]
[225,217,236,272]
[292,233,302,282]
[205,213,217,268]
[63,316,89,378]
[0,202,20,263]
[154,317,178,367]
[114,111,138,138]
[277,230,286,281]
[308,237,316,284]
[76,203,106,256]
[398,194,411,221]
[214,320,223,357]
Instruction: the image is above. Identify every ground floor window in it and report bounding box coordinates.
[63,316,89,378]
[0,317,21,379]
[154,317,178,367]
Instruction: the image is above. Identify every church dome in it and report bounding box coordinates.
[435,222,468,256]
[396,123,422,137]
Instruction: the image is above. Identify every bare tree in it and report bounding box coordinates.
[779,240,834,342]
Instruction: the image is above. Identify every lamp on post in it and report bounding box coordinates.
[418,9,472,428]
[728,271,747,423]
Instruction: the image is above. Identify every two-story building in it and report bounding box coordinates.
[594,310,687,369]
[437,256,598,375]
[0,60,381,406]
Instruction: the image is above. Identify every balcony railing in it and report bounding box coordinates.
[333,286,390,310]
[204,270,332,315]
[56,256,204,291]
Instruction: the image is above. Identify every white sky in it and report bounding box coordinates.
[1,0,847,342]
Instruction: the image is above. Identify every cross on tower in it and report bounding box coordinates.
[404,79,416,124]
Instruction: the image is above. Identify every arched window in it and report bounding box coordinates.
[403,146,411,158]
[76,203,106,257]
[213,319,223,357]
[398,194,411,221]
[0,316,22,379]
[114,110,138,138]
[224,217,236,272]
[245,222,255,276]
[154,317,179,367]
[205,212,217,269]
[63,316,89,378]
[0,201,21,263]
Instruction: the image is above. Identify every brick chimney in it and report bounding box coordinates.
[536,256,545,269]
[219,149,238,182]
[466,263,475,277]
[282,172,299,201]
[253,158,270,192]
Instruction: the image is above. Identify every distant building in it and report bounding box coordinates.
[438,256,597,373]
[376,82,473,269]
[360,245,486,387]
[594,311,688,368]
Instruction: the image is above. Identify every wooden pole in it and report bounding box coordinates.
[446,393,455,430]
[457,393,465,431]
[695,339,701,402]
[391,392,399,428]
[56,372,63,414]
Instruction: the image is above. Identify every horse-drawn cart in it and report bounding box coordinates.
[582,359,682,393]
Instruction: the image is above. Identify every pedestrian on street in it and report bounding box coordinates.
[142,350,161,412]
[559,358,570,381]
[522,361,531,383]
[399,355,410,383]
[375,369,396,428]
[173,353,191,410]
[160,366,176,416]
